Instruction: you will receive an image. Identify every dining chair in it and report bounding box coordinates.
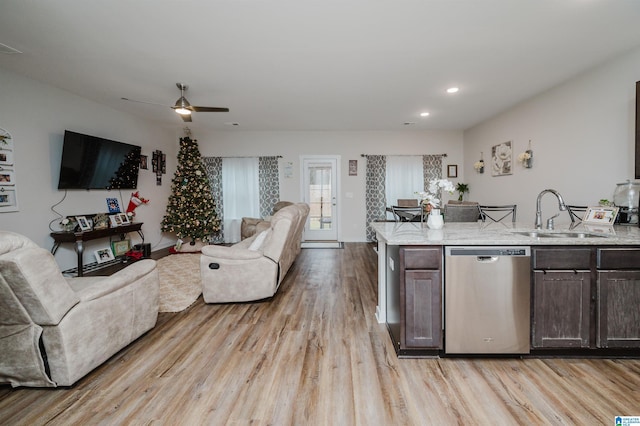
[396,199,419,207]
[391,206,424,223]
[444,203,482,222]
[479,204,517,223]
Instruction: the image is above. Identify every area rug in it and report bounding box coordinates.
[156,253,202,313]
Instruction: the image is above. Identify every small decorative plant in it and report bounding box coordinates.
[455,183,469,201]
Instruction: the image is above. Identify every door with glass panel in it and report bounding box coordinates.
[301,156,339,241]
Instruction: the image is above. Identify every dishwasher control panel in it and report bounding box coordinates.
[446,246,531,257]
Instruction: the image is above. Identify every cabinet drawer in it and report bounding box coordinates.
[597,248,640,269]
[400,246,442,270]
[532,247,591,270]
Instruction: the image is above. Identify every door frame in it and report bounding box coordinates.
[300,155,341,242]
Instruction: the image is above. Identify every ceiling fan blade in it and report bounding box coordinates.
[180,114,192,122]
[189,106,230,113]
[121,97,169,107]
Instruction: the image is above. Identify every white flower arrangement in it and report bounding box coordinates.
[474,160,485,171]
[517,152,532,163]
[415,178,455,209]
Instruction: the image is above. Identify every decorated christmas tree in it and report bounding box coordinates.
[161,136,220,243]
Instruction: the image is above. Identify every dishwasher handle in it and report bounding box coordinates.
[477,255,499,263]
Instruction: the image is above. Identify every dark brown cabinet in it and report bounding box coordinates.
[401,246,442,349]
[386,246,442,354]
[597,248,640,348]
[531,247,592,349]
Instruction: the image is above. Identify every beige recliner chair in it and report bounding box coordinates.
[201,203,309,303]
[0,231,159,387]
[240,201,294,240]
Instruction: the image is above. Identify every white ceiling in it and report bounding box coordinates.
[1,0,640,132]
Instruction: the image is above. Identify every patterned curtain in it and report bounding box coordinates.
[258,156,280,218]
[422,155,443,184]
[423,154,443,194]
[364,155,387,242]
[202,156,224,244]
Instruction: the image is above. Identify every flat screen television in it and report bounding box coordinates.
[58,130,141,190]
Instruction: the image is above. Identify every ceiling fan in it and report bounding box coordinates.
[121,83,229,122]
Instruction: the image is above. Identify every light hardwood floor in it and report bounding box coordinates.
[1,243,639,425]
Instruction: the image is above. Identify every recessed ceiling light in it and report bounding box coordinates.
[447,87,459,94]
[420,112,430,117]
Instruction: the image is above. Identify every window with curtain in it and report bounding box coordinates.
[364,154,443,241]
[203,156,281,244]
[385,156,424,219]
[221,157,260,243]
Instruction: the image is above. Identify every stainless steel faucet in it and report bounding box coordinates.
[535,189,568,230]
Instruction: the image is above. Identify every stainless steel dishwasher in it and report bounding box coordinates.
[445,246,531,354]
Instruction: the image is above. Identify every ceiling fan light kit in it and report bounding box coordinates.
[122,82,229,122]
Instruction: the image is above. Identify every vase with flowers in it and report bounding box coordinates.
[474,152,485,174]
[415,178,455,229]
[517,140,533,168]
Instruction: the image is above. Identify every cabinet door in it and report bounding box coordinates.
[532,270,591,348]
[598,271,640,348]
[404,270,442,348]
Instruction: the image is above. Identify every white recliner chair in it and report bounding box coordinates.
[0,231,159,387]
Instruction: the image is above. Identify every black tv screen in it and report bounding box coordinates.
[58,130,141,190]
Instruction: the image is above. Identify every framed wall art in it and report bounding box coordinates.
[491,141,513,177]
[447,164,458,178]
[0,127,18,213]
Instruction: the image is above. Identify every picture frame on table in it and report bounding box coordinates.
[112,240,131,257]
[94,248,115,264]
[582,206,619,225]
[106,197,120,213]
[75,215,92,231]
[118,212,130,224]
[109,214,123,227]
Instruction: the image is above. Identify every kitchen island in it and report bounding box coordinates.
[371,220,640,357]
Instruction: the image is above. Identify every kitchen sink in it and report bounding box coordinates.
[511,231,609,239]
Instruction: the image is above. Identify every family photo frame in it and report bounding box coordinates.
[109,213,130,227]
[94,248,115,264]
[582,206,619,225]
[75,215,92,231]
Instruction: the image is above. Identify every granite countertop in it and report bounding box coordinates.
[370,221,640,246]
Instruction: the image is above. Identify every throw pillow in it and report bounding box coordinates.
[248,230,270,251]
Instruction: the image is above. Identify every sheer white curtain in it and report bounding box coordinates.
[222,157,260,243]
[385,156,423,219]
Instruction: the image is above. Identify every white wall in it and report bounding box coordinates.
[0,68,178,271]
[196,130,464,241]
[464,46,640,225]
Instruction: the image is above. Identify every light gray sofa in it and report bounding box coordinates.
[200,202,309,303]
[0,231,159,387]
[240,200,294,240]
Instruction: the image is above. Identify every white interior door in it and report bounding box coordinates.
[301,156,339,241]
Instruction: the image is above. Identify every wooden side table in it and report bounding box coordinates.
[51,223,144,276]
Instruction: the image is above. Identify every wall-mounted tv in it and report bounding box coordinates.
[57,130,141,190]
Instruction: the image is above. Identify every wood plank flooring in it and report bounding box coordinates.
[1,243,639,425]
